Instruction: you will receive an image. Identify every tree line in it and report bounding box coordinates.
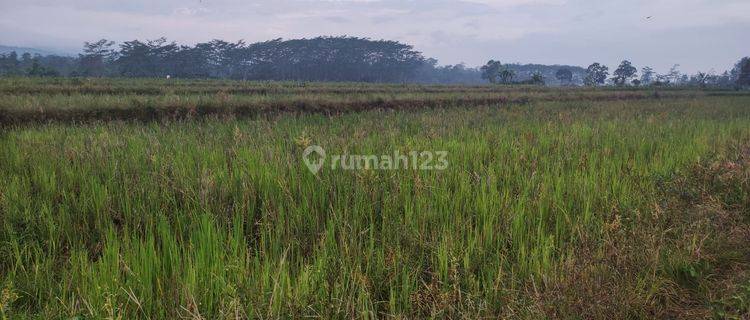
[481,59,750,88]
[0,37,433,83]
[1,36,748,87]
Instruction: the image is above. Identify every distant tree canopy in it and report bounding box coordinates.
[555,68,573,85]
[499,69,516,84]
[105,37,427,82]
[1,37,429,83]
[480,60,576,85]
[480,60,504,84]
[640,66,655,85]
[480,60,521,84]
[412,59,482,84]
[584,63,609,86]
[0,37,745,88]
[737,57,750,86]
[79,39,116,77]
[530,72,545,85]
[612,60,637,86]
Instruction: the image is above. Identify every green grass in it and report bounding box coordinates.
[0,77,728,126]
[1,80,749,318]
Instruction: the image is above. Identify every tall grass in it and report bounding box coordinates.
[1,85,749,317]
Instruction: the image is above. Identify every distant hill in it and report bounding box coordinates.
[0,45,71,57]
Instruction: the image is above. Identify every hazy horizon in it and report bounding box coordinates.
[1,0,748,74]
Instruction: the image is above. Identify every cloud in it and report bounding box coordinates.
[173,7,211,16]
[460,0,566,7]
[0,0,746,72]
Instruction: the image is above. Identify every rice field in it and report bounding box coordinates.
[0,78,749,319]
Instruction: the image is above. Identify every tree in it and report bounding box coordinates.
[480,60,503,84]
[667,64,682,86]
[79,39,116,77]
[640,66,655,85]
[116,38,179,77]
[0,36,609,83]
[584,62,608,86]
[555,68,573,85]
[715,71,733,87]
[0,51,21,75]
[20,53,33,70]
[530,72,545,85]
[115,39,154,77]
[736,57,750,86]
[480,60,517,84]
[499,69,515,84]
[654,73,670,86]
[413,61,485,84]
[612,60,637,86]
[693,72,710,88]
[27,58,59,77]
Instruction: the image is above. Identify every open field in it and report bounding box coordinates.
[1,79,749,318]
[2,78,747,126]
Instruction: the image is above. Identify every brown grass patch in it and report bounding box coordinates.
[533,143,750,319]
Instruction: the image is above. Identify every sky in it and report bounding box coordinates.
[1,0,748,73]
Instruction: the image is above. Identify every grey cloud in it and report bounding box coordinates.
[0,0,747,72]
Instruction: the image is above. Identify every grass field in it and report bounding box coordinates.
[1,78,749,319]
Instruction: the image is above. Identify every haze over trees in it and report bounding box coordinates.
[530,72,546,85]
[499,69,516,84]
[555,68,573,85]
[0,36,746,88]
[480,60,583,85]
[2,37,429,82]
[640,66,655,85]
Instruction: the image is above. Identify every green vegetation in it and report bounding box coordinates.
[0,78,749,318]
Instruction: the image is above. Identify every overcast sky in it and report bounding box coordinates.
[1,0,747,73]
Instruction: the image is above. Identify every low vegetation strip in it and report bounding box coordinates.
[0,87,708,126]
[1,77,745,96]
[5,83,743,96]
[0,84,550,96]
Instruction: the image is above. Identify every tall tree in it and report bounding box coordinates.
[0,51,21,75]
[499,69,515,84]
[693,72,710,88]
[116,40,152,77]
[20,53,33,70]
[79,39,116,77]
[555,68,573,85]
[530,72,545,85]
[715,71,733,87]
[640,66,655,85]
[480,60,503,84]
[667,64,682,85]
[584,62,609,86]
[116,38,179,77]
[736,57,750,86]
[612,60,637,86]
